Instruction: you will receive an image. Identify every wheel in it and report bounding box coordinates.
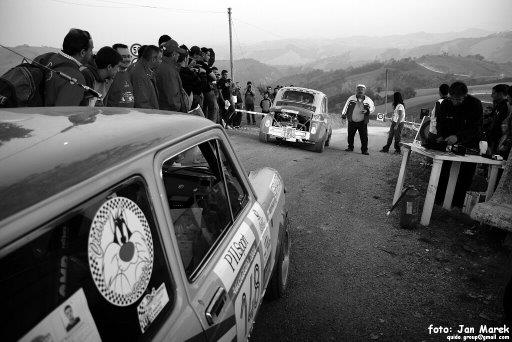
[313,135,326,153]
[266,216,290,300]
[325,131,332,147]
[259,132,269,143]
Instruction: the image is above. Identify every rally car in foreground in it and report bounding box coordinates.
[0,107,290,341]
[259,86,332,152]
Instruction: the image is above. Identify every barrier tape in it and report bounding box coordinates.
[235,109,268,117]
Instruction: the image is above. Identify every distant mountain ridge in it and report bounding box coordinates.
[212,28,495,67]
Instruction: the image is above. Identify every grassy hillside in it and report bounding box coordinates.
[406,32,512,63]
[417,55,512,77]
[214,58,302,87]
[0,45,60,75]
[276,57,512,110]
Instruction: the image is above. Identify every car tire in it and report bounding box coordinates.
[325,131,332,147]
[313,135,326,153]
[267,215,290,300]
[259,132,269,143]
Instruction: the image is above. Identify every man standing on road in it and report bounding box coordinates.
[342,84,375,155]
[244,81,256,125]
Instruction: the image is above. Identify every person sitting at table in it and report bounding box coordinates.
[434,81,483,207]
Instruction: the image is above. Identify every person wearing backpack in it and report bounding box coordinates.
[44,29,94,106]
[80,47,122,107]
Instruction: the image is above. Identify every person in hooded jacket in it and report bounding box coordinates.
[80,46,121,106]
[43,28,94,106]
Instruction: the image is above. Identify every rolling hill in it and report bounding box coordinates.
[0,45,59,75]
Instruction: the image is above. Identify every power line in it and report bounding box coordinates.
[49,0,133,8]
[231,19,247,60]
[233,18,286,40]
[89,0,224,13]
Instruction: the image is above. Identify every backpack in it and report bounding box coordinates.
[0,52,59,108]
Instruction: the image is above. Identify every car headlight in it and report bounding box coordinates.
[264,118,271,127]
[311,125,317,134]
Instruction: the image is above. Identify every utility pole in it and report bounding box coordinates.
[384,68,388,117]
[228,7,234,82]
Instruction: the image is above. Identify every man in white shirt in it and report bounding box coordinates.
[342,84,375,155]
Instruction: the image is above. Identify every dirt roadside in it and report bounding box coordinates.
[225,125,511,341]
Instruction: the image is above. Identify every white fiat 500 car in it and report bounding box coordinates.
[0,106,290,341]
[259,86,332,152]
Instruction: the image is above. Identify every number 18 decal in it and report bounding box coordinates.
[236,254,261,340]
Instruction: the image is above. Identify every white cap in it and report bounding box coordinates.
[356,84,366,89]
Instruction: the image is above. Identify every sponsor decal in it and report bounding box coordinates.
[213,223,256,293]
[88,197,153,307]
[137,283,170,333]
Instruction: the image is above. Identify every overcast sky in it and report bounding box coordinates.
[1,0,511,51]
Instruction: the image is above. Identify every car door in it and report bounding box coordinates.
[154,131,268,341]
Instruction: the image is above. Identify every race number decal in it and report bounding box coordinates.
[235,253,261,341]
[88,197,154,307]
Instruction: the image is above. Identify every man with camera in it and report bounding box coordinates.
[341,84,375,155]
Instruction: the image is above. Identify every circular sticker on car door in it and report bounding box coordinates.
[88,196,154,306]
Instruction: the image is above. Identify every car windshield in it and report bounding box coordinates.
[281,91,315,104]
[276,91,316,111]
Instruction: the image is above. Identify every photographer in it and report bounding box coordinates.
[178,45,202,110]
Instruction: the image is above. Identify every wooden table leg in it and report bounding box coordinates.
[393,148,411,205]
[421,159,443,226]
[443,161,461,209]
[485,165,500,200]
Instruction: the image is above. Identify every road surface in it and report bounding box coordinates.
[225,127,509,342]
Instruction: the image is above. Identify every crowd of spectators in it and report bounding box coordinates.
[31,28,264,129]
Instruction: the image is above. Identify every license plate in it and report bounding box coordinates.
[284,128,295,139]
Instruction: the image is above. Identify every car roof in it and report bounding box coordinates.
[0,107,217,222]
[279,86,326,98]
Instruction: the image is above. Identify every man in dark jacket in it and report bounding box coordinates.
[156,39,188,112]
[244,81,256,125]
[487,84,509,155]
[106,43,134,107]
[130,45,160,109]
[44,28,94,106]
[200,47,219,123]
[81,46,121,106]
[435,81,483,207]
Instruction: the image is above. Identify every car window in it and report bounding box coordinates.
[0,177,175,341]
[161,139,248,279]
[218,143,249,219]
